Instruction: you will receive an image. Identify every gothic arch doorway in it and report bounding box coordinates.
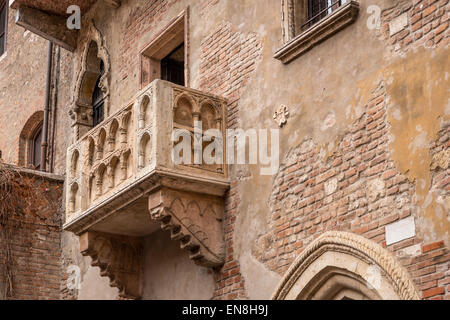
[272,231,419,300]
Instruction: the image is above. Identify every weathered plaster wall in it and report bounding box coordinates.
[142,230,215,300]
[63,0,448,300]
[2,0,447,300]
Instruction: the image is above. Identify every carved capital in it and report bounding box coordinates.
[148,188,225,268]
[80,231,143,299]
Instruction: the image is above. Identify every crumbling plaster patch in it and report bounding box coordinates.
[341,46,449,246]
[385,47,449,246]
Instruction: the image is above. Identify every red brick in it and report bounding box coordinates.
[422,241,445,253]
[422,286,444,298]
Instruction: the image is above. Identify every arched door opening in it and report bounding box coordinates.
[272,232,420,300]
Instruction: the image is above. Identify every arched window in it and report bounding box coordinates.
[29,121,43,170]
[92,60,105,127]
[19,111,44,169]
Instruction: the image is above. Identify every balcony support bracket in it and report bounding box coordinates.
[80,231,144,299]
[148,188,225,268]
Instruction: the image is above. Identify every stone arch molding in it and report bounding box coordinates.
[272,231,420,300]
[70,21,112,142]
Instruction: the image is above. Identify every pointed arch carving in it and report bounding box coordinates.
[69,21,112,142]
[272,231,420,300]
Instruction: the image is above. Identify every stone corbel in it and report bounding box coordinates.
[80,231,143,299]
[15,5,78,52]
[148,188,225,268]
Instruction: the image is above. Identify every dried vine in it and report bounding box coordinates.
[0,162,60,299]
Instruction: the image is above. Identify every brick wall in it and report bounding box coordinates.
[119,0,181,81]
[254,82,449,300]
[0,167,64,299]
[200,0,219,16]
[199,21,263,300]
[381,0,449,52]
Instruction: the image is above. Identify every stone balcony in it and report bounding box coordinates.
[64,80,229,298]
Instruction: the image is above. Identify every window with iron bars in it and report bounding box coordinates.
[302,0,348,31]
[276,0,359,63]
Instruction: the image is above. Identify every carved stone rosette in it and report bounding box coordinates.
[148,188,225,268]
[80,231,144,299]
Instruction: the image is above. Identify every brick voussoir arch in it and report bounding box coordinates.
[272,231,420,300]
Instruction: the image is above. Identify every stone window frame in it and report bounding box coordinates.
[0,0,8,57]
[139,8,190,89]
[275,0,360,64]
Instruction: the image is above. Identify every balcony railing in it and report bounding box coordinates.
[66,79,228,223]
[64,81,229,296]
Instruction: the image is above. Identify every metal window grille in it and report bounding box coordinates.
[302,0,347,30]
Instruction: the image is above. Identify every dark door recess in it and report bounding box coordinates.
[161,44,185,87]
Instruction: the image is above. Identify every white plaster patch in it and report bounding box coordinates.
[397,244,422,257]
[385,216,416,245]
[392,108,402,121]
[325,178,338,195]
[409,129,429,153]
[389,13,408,36]
[367,178,385,202]
[283,195,298,212]
[321,112,336,131]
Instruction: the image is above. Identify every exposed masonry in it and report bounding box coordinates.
[200,0,220,16]
[199,22,263,300]
[257,82,449,300]
[0,172,63,300]
[402,121,450,300]
[430,123,450,224]
[120,0,180,80]
[380,0,450,52]
[200,22,263,129]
